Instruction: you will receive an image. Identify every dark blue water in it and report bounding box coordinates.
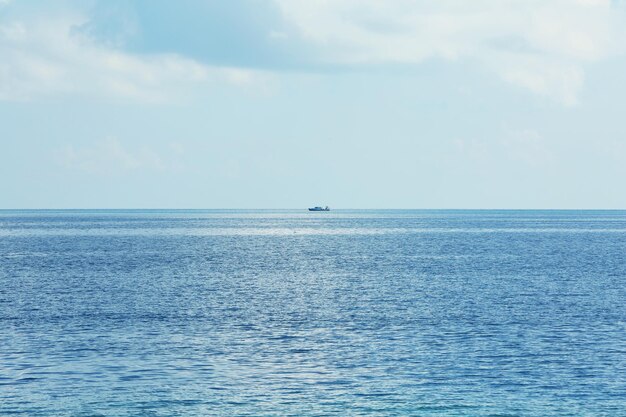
[1,210,625,416]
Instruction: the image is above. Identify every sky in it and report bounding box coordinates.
[1,0,626,209]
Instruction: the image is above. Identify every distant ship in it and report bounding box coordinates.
[308,206,330,212]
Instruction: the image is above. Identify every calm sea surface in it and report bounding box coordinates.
[1,210,625,416]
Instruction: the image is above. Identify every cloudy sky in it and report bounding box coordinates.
[2,0,626,208]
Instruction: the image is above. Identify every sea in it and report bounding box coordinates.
[1,209,625,416]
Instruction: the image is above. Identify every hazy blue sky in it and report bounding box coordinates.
[2,0,626,208]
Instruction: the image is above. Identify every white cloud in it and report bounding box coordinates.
[2,1,624,105]
[274,0,625,104]
[0,10,262,102]
[54,138,183,175]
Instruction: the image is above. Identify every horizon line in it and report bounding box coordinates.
[1,208,626,211]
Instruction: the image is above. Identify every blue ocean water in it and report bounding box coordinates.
[1,209,625,416]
